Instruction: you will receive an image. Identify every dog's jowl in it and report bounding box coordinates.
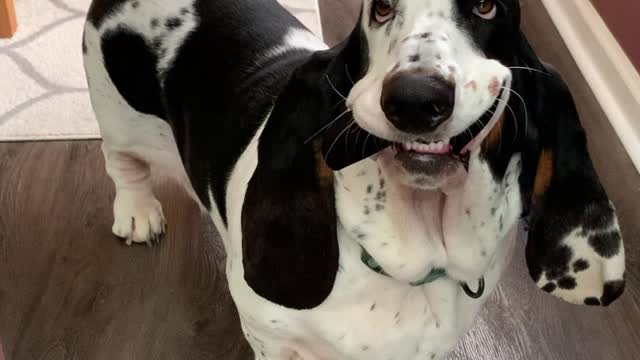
[83,0,625,358]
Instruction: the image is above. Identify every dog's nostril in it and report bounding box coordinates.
[381,71,455,134]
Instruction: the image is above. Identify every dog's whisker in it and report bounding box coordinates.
[508,66,550,76]
[485,108,503,153]
[495,98,518,145]
[500,86,529,139]
[331,98,346,110]
[344,121,359,153]
[362,133,372,159]
[343,121,356,151]
[326,74,348,101]
[325,120,356,161]
[353,127,363,153]
[345,64,355,85]
[304,109,352,144]
[466,128,474,139]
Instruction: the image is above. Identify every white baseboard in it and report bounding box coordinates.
[540,0,640,172]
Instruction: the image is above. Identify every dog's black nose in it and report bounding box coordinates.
[381,71,455,134]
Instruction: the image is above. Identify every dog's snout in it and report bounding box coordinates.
[381,70,455,134]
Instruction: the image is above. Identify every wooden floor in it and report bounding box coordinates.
[1,1,639,359]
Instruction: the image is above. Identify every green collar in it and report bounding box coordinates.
[361,247,447,286]
[360,246,486,299]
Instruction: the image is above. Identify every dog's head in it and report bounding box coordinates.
[243,0,625,310]
[323,0,526,186]
[346,0,514,189]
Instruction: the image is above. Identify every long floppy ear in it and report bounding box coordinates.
[240,46,350,309]
[524,65,626,306]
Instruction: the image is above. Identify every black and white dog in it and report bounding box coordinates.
[83,0,626,358]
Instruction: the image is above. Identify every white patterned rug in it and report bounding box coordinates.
[0,0,323,141]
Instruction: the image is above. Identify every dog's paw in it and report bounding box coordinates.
[112,189,167,247]
[528,202,626,306]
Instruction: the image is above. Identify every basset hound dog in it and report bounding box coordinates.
[83,0,626,358]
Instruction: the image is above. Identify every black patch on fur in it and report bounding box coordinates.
[588,231,622,259]
[537,245,573,281]
[165,17,183,30]
[131,1,139,9]
[582,203,615,231]
[235,16,371,308]
[150,18,160,28]
[541,283,556,293]
[101,29,165,118]
[572,259,589,273]
[557,276,577,290]
[351,226,366,240]
[180,7,190,15]
[241,51,341,309]
[584,297,601,306]
[160,0,329,221]
[152,35,164,50]
[601,280,625,306]
[409,54,420,62]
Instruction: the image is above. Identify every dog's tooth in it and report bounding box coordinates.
[403,142,412,151]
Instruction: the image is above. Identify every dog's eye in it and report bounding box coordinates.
[373,0,395,24]
[473,0,497,20]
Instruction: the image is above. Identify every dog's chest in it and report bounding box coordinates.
[235,244,464,360]
[226,152,517,359]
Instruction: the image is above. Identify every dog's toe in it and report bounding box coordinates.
[112,190,167,247]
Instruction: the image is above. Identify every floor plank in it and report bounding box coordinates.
[0,141,253,359]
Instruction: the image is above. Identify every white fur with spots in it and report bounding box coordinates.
[536,211,625,305]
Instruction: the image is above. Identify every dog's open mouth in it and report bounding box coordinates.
[324,84,511,172]
[391,89,505,174]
